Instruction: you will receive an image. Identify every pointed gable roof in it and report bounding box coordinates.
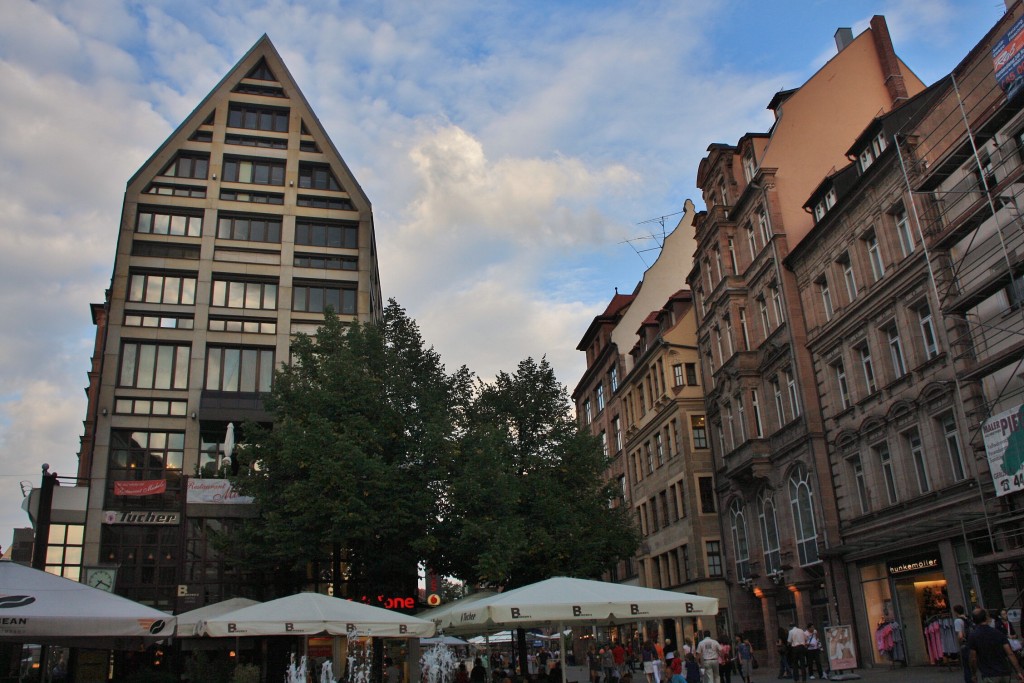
[126,35,371,213]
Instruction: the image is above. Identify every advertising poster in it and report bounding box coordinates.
[982,404,1024,497]
[825,626,857,672]
[186,478,254,504]
[993,15,1024,102]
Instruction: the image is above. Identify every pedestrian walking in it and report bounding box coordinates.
[696,631,722,683]
[685,654,702,683]
[614,642,627,676]
[719,638,733,683]
[777,631,792,679]
[643,640,658,683]
[956,604,972,683]
[804,625,823,679]
[604,647,617,683]
[471,658,487,683]
[734,635,753,683]
[787,623,807,683]
[967,607,1024,683]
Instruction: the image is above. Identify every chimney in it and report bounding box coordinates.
[835,27,854,52]
[869,15,910,104]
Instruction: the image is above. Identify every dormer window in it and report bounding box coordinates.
[858,147,874,173]
[872,131,887,156]
[743,149,757,183]
[814,201,826,222]
[825,187,837,209]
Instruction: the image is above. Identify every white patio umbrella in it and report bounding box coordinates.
[417,590,498,633]
[444,576,718,632]
[437,577,718,683]
[221,422,235,471]
[0,560,175,647]
[199,592,435,638]
[468,630,517,644]
[421,635,469,646]
[176,597,260,637]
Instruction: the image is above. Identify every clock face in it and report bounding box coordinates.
[86,568,116,592]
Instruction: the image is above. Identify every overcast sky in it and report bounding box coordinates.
[0,0,1007,547]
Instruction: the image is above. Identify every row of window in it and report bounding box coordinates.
[699,208,772,298]
[846,414,967,514]
[158,149,342,192]
[729,465,819,579]
[715,371,800,454]
[815,207,916,323]
[637,481,686,536]
[629,415,709,481]
[137,208,358,247]
[123,313,280,335]
[127,273,357,314]
[644,543,696,589]
[829,303,939,410]
[702,286,783,385]
[117,342,275,393]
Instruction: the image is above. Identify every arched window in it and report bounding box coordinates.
[789,465,820,565]
[758,489,781,573]
[730,499,750,579]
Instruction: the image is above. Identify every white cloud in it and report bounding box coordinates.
[403,125,637,246]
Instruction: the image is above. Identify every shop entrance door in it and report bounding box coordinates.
[893,572,948,666]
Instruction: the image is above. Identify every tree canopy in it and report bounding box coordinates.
[427,357,639,590]
[231,300,472,598]
[229,301,638,599]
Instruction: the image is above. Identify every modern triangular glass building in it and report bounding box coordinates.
[74,35,382,614]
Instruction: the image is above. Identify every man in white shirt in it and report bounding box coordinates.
[696,630,721,683]
[787,623,807,683]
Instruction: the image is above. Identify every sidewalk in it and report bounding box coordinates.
[754,667,965,683]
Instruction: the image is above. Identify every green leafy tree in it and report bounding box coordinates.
[429,357,639,590]
[230,300,472,599]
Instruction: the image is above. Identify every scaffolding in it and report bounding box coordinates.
[897,55,1024,444]
[895,31,1024,607]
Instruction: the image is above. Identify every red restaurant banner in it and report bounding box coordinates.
[114,480,167,496]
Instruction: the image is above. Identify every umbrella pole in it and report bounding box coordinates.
[559,622,567,683]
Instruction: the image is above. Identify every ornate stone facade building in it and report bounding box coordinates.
[574,204,728,645]
[686,17,925,656]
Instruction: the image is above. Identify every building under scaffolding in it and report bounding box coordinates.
[782,2,1024,667]
[897,0,1024,626]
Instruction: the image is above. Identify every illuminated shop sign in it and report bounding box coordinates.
[887,555,940,576]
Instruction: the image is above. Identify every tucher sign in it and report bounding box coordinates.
[103,510,180,525]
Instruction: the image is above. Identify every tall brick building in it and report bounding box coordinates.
[686,17,926,654]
